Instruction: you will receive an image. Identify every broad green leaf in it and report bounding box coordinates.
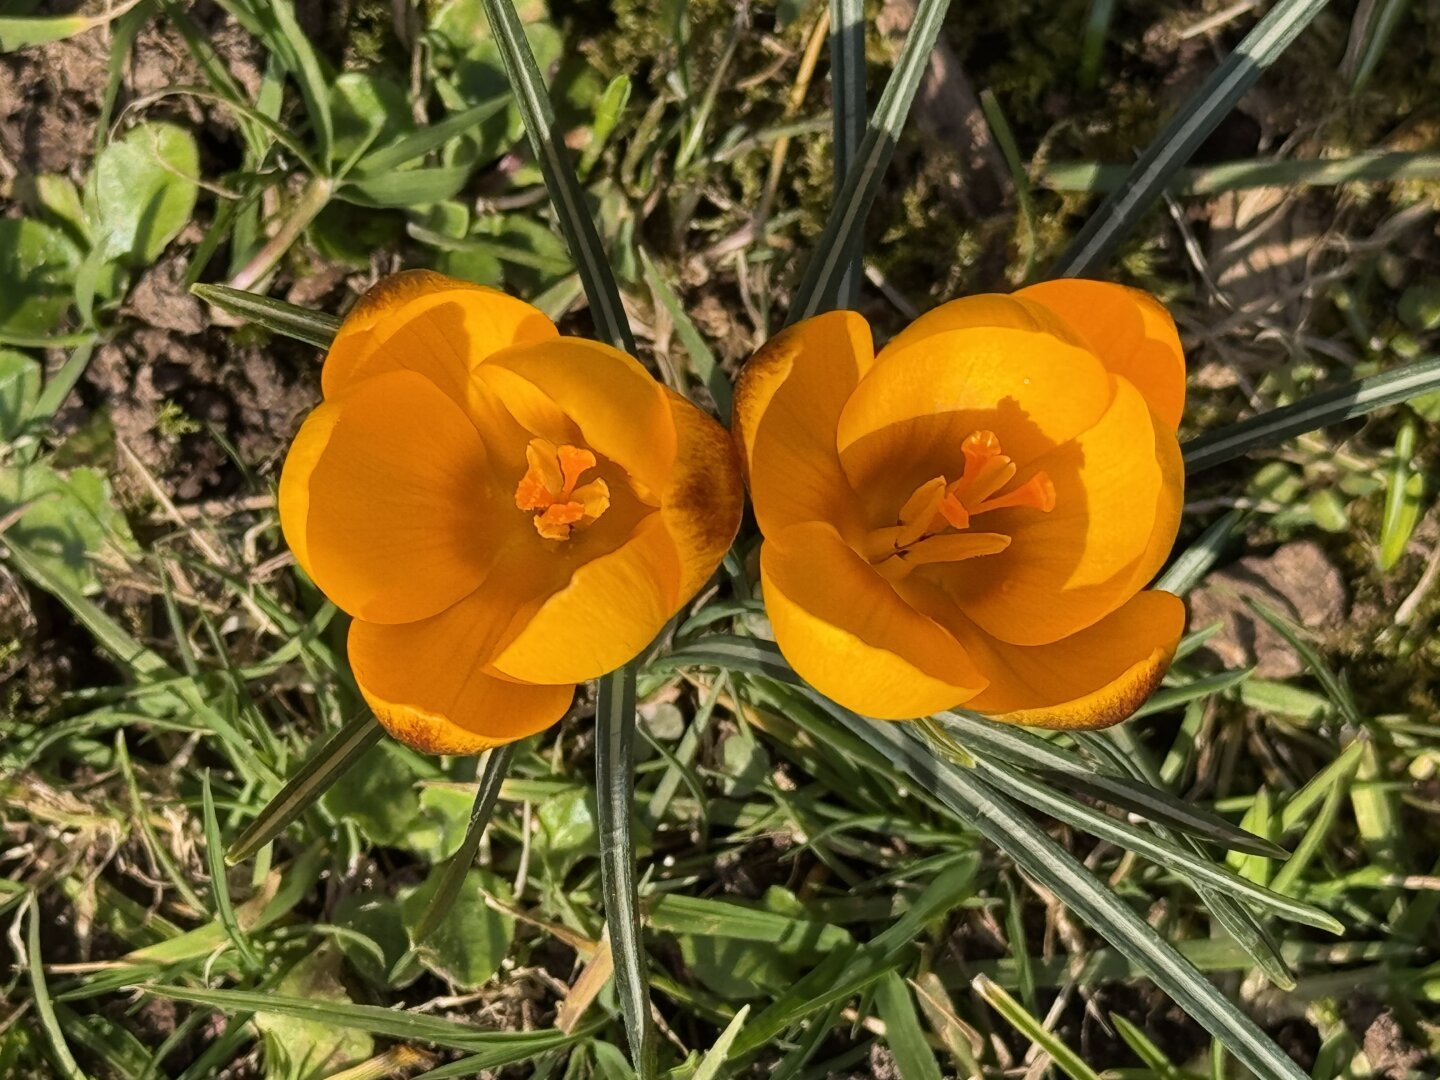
[332,892,416,989]
[0,0,144,51]
[401,867,515,989]
[328,71,413,166]
[0,461,136,595]
[255,948,373,1080]
[87,121,200,266]
[0,218,81,335]
[0,349,41,441]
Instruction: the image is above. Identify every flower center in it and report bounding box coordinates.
[514,437,612,541]
[862,430,1055,581]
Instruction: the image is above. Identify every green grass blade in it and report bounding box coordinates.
[201,771,260,970]
[137,985,585,1057]
[847,721,1310,1080]
[638,246,731,415]
[1182,355,1440,474]
[28,902,86,1080]
[191,284,340,349]
[789,0,952,322]
[829,0,866,308]
[481,0,635,354]
[1039,152,1440,195]
[226,713,384,864]
[595,665,655,1078]
[693,1005,749,1080]
[973,974,1101,1080]
[973,755,1341,932]
[1155,508,1247,595]
[1049,0,1330,277]
[350,96,509,177]
[874,971,943,1080]
[411,744,515,944]
[980,89,1039,282]
[1080,728,1295,990]
[30,340,97,422]
[1078,0,1117,90]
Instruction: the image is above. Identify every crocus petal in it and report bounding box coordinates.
[349,617,574,755]
[661,389,745,603]
[761,521,987,720]
[280,369,506,625]
[873,292,1086,361]
[835,321,1112,505]
[732,311,873,538]
[953,591,1185,729]
[941,377,1168,646]
[1018,279,1186,430]
[481,338,676,497]
[322,270,559,409]
[490,514,681,684]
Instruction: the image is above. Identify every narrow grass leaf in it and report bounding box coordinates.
[874,971,943,1080]
[481,0,635,353]
[351,96,509,176]
[732,856,979,1056]
[191,284,340,349]
[1270,767,1351,895]
[1155,508,1246,595]
[1183,355,1440,474]
[789,0,952,321]
[201,771,260,969]
[30,340,96,422]
[1111,1014,1187,1078]
[857,721,1311,1080]
[693,1005,750,1080]
[412,744,515,944]
[0,0,145,51]
[139,984,584,1056]
[226,712,384,864]
[1050,0,1330,277]
[1245,598,1362,725]
[1078,727,1295,989]
[979,89,1038,282]
[1078,0,1117,90]
[1040,152,1440,195]
[1279,740,1366,833]
[973,974,1101,1080]
[639,246,731,416]
[28,902,86,1080]
[974,755,1341,932]
[829,0,866,308]
[595,665,656,1078]
[1131,667,1254,719]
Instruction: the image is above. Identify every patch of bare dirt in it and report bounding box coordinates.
[1187,540,1348,678]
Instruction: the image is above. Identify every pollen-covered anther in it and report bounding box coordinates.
[514,437,611,540]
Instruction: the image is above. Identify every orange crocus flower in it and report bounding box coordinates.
[733,280,1186,727]
[280,271,743,754]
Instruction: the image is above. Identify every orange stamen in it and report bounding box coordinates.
[514,438,610,540]
[862,429,1053,578]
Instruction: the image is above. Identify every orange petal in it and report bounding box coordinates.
[480,338,676,497]
[731,311,873,538]
[661,389,745,604]
[760,521,987,720]
[1017,279,1186,430]
[873,291,1086,361]
[953,591,1185,729]
[490,514,682,684]
[281,369,507,624]
[322,270,559,411]
[277,399,341,582]
[941,377,1171,646]
[835,315,1113,507]
[349,616,574,756]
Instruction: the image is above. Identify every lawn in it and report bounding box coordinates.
[2,1,1439,1078]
